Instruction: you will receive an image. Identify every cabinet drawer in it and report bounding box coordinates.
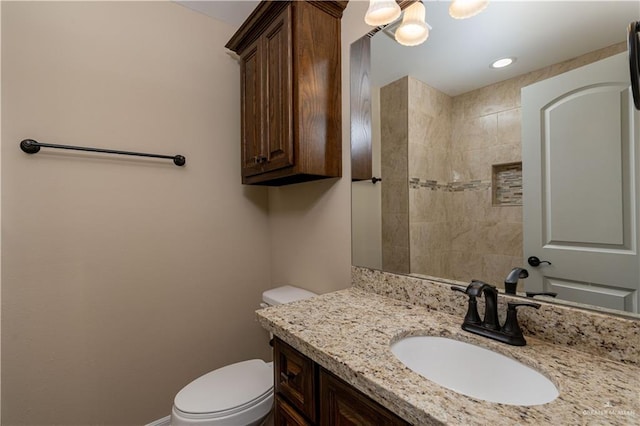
[274,338,317,423]
[275,395,313,426]
[319,368,410,426]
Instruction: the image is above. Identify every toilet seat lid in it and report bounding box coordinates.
[174,359,273,415]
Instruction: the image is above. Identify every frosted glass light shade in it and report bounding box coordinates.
[449,0,489,19]
[364,0,401,26]
[395,2,429,46]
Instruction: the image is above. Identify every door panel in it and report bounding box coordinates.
[241,41,263,177]
[522,52,639,313]
[263,6,294,173]
[544,277,636,312]
[545,86,627,246]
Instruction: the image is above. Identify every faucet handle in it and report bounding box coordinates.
[509,302,541,309]
[525,291,558,298]
[501,302,541,346]
[450,285,482,325]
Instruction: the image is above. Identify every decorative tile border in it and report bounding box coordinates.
[408,177,446,190]
[448,180,492,192]
[409,177,491,191]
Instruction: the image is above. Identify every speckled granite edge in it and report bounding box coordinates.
[352,266,640,365]
[257,288,640,425]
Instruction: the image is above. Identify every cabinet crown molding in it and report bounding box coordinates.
[226,0,348,54]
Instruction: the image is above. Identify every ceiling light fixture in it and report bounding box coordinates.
[449,0,489,20]
[395,1,429,47]
[364,0,402,27]
[491,57,516,69]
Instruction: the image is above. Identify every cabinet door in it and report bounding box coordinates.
[262,5,294,173]
[274,338,317,423]
[275,395,313,426]
[319,369,410,426]
[240,39,264,178]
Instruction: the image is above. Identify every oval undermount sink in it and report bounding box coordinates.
[391,336,559,406]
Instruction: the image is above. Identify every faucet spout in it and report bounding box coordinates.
[504,267,529,294]
[465,280,492,297]
[465,281,499,330]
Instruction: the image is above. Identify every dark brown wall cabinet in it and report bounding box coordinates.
[349,35,372,182]
[273,338,410,425]
[226,1,347,186]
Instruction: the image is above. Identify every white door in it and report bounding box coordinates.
[522,52,639,313]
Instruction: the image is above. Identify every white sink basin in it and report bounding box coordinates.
[391,336,559,406]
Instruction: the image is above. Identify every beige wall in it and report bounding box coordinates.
[1,2,273,424]
[267,0,370,294]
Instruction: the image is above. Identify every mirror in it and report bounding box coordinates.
[351,1,640,318]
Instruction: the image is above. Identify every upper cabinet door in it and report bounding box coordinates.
[240,39,263,178]
[262,6,294,174]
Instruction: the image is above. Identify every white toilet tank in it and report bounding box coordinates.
[261,285,317,307]
[171,285,316,426]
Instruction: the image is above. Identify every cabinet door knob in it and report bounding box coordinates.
[253,155,267,164]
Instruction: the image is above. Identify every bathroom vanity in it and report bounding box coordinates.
[273,338,408,425]
[258,269,640,425]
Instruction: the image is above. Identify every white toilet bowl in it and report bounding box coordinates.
[171,360,273,426]
[170,286,317,426]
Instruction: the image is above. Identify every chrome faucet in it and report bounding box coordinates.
[452,280,540,346]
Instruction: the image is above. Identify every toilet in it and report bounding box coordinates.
[170,286,317,426]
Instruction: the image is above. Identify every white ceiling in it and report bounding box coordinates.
[372,1,640,95]
[176,0,259,27]
[177,1,640,96]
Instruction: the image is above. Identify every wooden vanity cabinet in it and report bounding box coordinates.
[273,337,410,426]
[226,1,347,186]
[274,337,318,423]
[319,370,409,425]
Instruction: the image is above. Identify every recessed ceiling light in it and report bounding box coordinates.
[491,57,516,69]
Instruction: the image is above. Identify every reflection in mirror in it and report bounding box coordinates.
[351,1,640,317]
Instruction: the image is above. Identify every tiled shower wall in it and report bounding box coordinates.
[407,78,451,278]
[381,78,409,273]
[380,42,626,288]
[447,77,523,285]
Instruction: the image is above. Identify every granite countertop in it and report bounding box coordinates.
[257,287,640,425]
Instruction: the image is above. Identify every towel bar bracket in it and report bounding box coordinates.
[20,139,41,154]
